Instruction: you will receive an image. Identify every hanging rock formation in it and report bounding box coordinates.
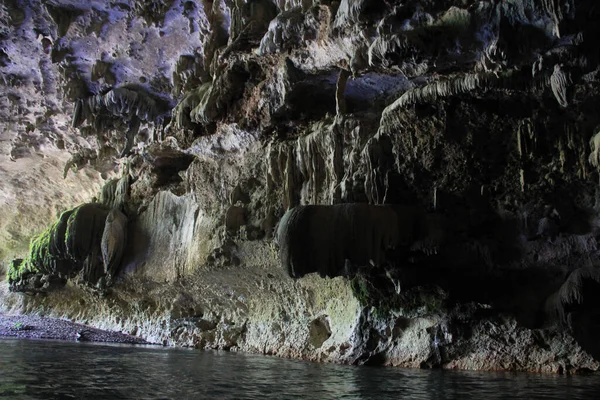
[277,204,404,278]
[3,0,600,374]
[6,172,132,292]
[7,203,110,292]
[101,208,128,283]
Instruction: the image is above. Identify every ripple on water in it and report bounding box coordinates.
[0,339,598,400]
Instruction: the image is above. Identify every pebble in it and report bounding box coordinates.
[0,313,151,344]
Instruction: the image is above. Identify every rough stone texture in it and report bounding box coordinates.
[2,0,600,374]
[0,153,102,261]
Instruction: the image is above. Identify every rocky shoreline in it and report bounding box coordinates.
[0,313,151,345]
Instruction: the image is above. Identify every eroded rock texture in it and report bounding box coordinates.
[3,0,600,373]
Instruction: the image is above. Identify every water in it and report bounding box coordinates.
[0,339,598,400]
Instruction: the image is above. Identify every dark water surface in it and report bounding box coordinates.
[0,339,598,399]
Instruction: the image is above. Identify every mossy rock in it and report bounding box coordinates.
[350,274,447,318]
[65,203,109,262]
[6,258,35,283]
[7,203,110,290]
[49,209,75,259]
[350,274,403,316]
[27,226,55,274]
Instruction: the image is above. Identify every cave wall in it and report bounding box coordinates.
[2,0,600,373]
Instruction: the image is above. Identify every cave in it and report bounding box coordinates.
[2,0,600,384]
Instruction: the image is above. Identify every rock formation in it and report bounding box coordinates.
[2,0,600,373]
[277,204,414,278]
[101,208,128,284]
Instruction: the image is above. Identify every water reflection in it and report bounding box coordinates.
[0,339,598,399]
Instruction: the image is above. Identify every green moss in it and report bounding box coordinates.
[350,274,447,318]
[6,218,60,283]
[350,276,372,307]
[27,223,56,273]
[350,275,403,317]
[6,258,37,283]
[61,206,79,244]
[402,288,445,315]
[7,203,108,287]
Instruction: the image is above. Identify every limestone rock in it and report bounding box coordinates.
[102,208,128,282]
[277,204,402,278]
[3,0,600,374]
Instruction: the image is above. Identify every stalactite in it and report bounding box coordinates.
[189,83,218,124]
[392,73,502,109]
[86,86,162,123]
[70,86,167,158]
[101,208,128,284]
[267,120,346,208]
[378,70,543,142]
[296,131,325,205]
[283,145,301,209]
[363,134,383,205]
[550,64,570,108]
[588,130,600,183]
[65,204,109,263]
[72,99,84,128]
[545,266,600,324]
[517,119,536,192]
[100,179,119,208]
[335,68,350,116]
[333,0,367,29]
[276,204,401,278]
[63,148,98,178]
[172,83,212,130]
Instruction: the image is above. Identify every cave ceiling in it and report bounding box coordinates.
[1,0,598,259]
